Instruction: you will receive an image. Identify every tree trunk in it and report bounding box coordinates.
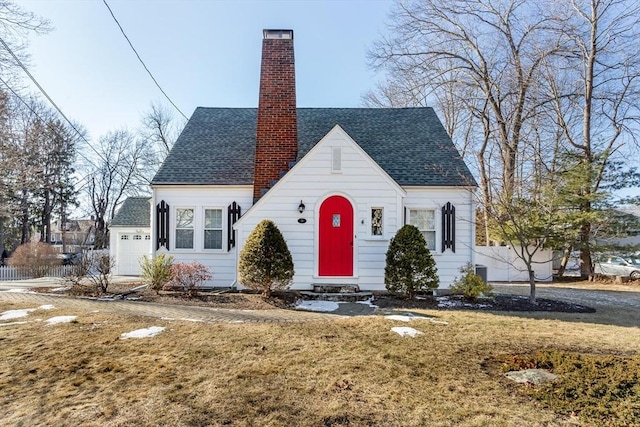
[528,268,537,305]
[556,246,572,278]
[94,218,106,249]
[20,190,29,244]
[579,222,593,280]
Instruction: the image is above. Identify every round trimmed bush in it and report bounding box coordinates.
[385,225,439,299]
[238,219,294,297]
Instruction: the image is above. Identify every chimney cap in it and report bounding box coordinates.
[263,29,293,40]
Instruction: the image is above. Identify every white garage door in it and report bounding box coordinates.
[118,233,151,275]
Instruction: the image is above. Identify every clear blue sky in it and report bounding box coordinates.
[20,0,394,141]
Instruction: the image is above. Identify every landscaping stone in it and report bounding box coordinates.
[505,369,558,385]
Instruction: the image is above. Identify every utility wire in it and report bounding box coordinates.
[0,41,140,199]
[0,74,99,170]
[0,36,110,166]
[102,0,189,120]
[0,74,95,208]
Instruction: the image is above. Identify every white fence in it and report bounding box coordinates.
[475,246,553,282]
[0,265,76,281]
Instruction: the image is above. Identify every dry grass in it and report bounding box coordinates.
[1,295,639,426]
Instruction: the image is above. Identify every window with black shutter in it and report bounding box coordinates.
[156,200,170,250]
[227,202,242,251]
[442,202,455,252]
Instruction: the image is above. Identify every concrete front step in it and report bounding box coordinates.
[299,291,373,302]
[312,284,360,293]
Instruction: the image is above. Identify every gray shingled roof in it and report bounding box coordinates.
[110,197,151,227]
[152,107,476,187]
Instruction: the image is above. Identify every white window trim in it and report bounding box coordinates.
[202,207,225,252]
[174,207,195,251]
[365,206,387,241]
[406,207,439,254]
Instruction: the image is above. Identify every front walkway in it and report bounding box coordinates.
[0,292,341,323]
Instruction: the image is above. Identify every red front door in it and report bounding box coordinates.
[319,195,353,276]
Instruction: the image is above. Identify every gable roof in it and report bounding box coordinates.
[152,107,476,187]
[110,197,151,228]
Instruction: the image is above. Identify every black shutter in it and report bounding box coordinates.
[227,202,242,251]
[442,202,455,252]
[156,201,170,250]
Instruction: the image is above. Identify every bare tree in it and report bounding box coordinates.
[544,0,640,278]
[0,0,51,79]
[370,0,564,202]
[137,102,185,184]
[85,130,151,249]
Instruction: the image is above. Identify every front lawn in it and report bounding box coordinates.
[1,298,638,426]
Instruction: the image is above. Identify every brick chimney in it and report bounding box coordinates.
[253,29,298,200]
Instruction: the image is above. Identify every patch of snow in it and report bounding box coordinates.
[2,289,37,294]
[356,297,378,308]
[391,327,424,337]
[51,287,70,292]
[294,300,339,312]
[0,308,36,321]
[385,314,429,322]
[39,305,55,310]
[162,317,203,323]
[46,316,77,325]
[436,297,462,308]
[0,321,30,326]
[120,326,165,339]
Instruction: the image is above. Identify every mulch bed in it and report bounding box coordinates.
[373,294,596,313]
[33,282,595,313]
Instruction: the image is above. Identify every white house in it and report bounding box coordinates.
[143,29,477,291]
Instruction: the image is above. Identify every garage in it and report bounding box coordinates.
[116,233,151,275]
[109,197,152,276]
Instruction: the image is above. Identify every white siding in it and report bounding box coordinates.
[152,185,253,287]
[404,187,475,288]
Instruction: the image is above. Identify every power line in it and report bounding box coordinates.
[102,0,189,120]
[0,74,98,170]
[0,36,110,166]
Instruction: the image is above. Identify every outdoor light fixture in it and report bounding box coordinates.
[298,201,305,214]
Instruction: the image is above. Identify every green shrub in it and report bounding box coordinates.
[450,262,493,301]
[384,224,439,299]
[8,242,62,278]
[502,350,640,426]
[140,253,174,293]
[238,219,294,297]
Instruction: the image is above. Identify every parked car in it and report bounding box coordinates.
[56,252,80,265]
[594,256,640,280]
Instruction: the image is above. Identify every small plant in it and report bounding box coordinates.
[8,242,62,278]
[384,225,439,299]
[140,253,174,293]
[63,251,115,295]
[238,219,294,297]
[450,262,493,301]
[165,262,212,297]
